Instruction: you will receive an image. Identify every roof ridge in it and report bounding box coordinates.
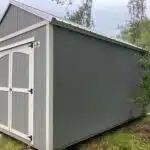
[10,0,60,19]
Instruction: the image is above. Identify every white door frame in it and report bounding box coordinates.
[10,46,34,143]
[0,52,10,131]
[0,38,34,143]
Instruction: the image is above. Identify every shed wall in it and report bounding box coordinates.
[0,5,43,38]
[0,26,46,150]
[53,26,142,149]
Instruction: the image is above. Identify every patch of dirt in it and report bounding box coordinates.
[122,120,150,133]
[132,124,150,133]
[124,123,150,142]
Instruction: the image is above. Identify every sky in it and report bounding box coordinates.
[0,0,150,37]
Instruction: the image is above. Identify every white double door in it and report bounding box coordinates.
[0,45,34,142]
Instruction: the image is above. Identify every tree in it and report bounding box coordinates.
[119,0,150,113]
[127,0,147,43]
[119,19,150,48]
[128,0,146,21]
[66,0,93,28]
[119,0,148,46]
[51,0,93,28]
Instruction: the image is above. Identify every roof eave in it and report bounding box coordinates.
[51,18,145,53]
[9,0,52,21]
[0,0,145,53]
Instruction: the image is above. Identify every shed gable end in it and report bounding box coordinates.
[0,5,44,38]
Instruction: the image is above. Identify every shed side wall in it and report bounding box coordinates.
[0,5,43,38]
[53,26,142,149]
[0,26,46,150]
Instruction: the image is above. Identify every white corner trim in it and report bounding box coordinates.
[46,23,53,150]
[49,24,54,150]
[0,20,48,43]
[0,37,35,52]
[46,22,50,150]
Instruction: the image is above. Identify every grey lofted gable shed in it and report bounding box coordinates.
[0,0,144,150]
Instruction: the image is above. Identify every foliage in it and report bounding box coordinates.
[51,0,93,28]
[66,7,85,27]
[0,134,26,150]
[118,0,150,111]
[119,19,150,48]
[128,0,146,21]
[134,52,150,110]
[66,0,93,28]
[119,19,150,111]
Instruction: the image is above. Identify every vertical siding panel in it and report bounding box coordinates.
[12,92,28,134]
[0,91,8,126]
[33,27,46,150]
[0,55,9,127]
[0,5,43,38]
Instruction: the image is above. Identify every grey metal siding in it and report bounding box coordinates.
[0,55,9,87]
[0,54,9,126]
[0,91,8,126]
[0,26,46,150]
[53,26,142,149]
[0,5,43,38]
[12,92,29,134]
[12,52,29,88]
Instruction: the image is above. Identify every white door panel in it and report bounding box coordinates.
[0,44,34,143]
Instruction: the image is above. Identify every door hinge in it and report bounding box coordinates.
[28,42,34,48]
[28,88,33,94]
[27,135,32,141]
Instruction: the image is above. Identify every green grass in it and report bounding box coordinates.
[1,117,150,150]
[0,134,26,150]
[77,116,150,150]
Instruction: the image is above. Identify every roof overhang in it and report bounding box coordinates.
[0,0,145,53]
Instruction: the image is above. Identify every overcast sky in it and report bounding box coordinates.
[0,0,150,37]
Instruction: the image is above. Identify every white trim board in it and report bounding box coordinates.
[0,87,9,91]
[46,23,53,150]
[11,129,31,141]
[46,23,50,150]
[49,24,54,150]
[0,37,35,52]
[0,21,48,43]
[8,52,12,131]
[9,46,34,143]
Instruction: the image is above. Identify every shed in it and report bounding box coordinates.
[0,0,144,150]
